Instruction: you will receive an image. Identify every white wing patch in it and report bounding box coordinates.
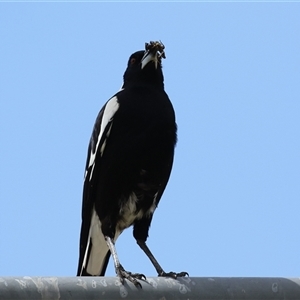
[87,96,119,180]
[98,96,119,151]
[100,122,113,156]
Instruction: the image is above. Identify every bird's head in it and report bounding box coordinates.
[123,41,166,89]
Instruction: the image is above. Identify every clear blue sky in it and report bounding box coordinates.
[1,3,299,278]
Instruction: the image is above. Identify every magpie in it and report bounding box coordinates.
[77,41,188,287]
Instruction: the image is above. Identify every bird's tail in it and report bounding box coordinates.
[77,208,111,276]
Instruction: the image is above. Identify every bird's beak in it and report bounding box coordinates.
[141,50,159,70]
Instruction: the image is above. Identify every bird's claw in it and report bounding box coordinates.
[177,271,189,277]
[159,271,189,279]
[128,272,147,281]
[116,264,145,288]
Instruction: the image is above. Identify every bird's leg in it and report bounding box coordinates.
[104,236,145,288]
[137,239,189,278]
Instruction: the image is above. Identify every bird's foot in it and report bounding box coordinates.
[116,264,146,288]
[159,271,189,279]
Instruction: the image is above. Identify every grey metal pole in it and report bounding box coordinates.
[0,276,300,300]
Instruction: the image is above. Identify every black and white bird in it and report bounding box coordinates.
[77,41,187,287]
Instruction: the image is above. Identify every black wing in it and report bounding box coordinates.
[77,95,120,276]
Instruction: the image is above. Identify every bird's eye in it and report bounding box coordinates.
[130,58,136,65]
